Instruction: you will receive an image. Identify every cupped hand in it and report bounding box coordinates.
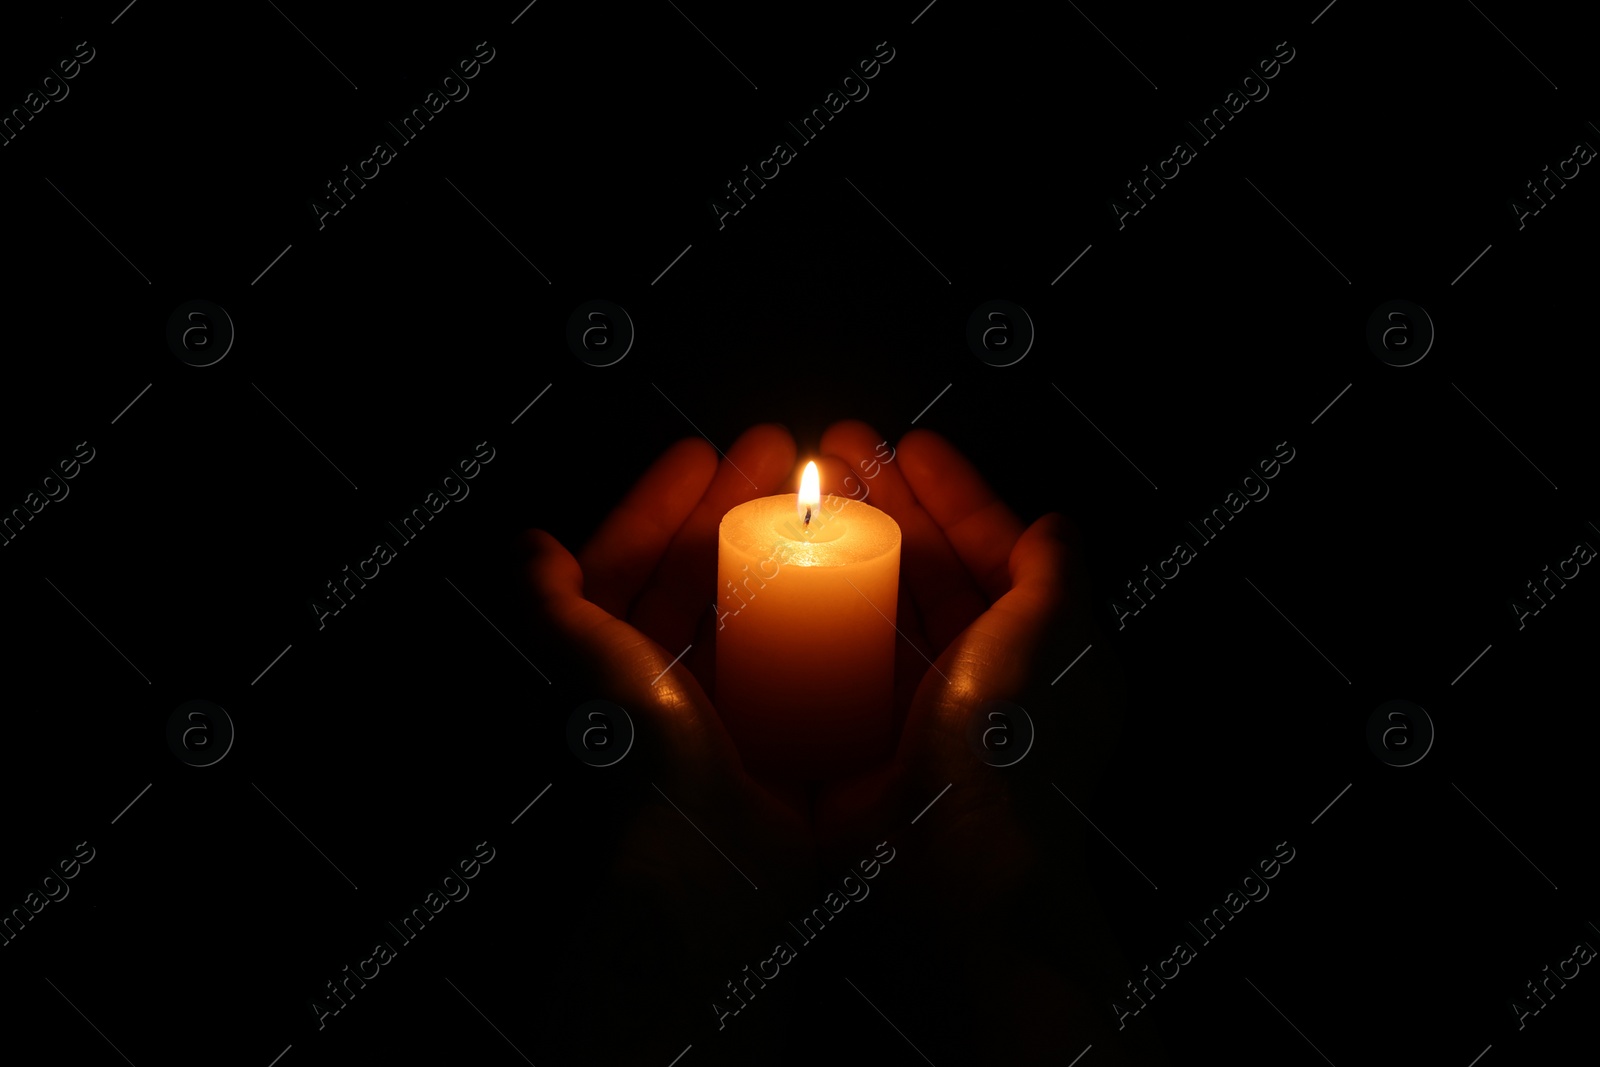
[523,424,818,1060]
[809,420,1152,1064]
[806,418,1112,858]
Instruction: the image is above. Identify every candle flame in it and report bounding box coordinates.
[798,461,820,525]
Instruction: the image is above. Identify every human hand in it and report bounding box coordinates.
[807,420,1158,1064]
[523,424,818,1060]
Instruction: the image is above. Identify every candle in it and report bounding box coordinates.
[715,461,902,781]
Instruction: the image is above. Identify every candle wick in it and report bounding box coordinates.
[804,507,811,526]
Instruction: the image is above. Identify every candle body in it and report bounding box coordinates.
[715,494,900,781]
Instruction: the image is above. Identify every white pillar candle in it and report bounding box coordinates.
[715,462,902,780]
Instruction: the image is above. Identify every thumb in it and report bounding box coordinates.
[523,528,738,788]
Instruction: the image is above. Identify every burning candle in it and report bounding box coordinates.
[715,461,902,781]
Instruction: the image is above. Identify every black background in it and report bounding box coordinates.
[1,1,1595,1065]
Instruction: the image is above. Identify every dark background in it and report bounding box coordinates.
[1,1,1595,1064]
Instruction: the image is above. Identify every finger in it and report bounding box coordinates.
[818,420,987,653]
[528,528,698,698]
[525,529,730,767]
[887,515,1070,783]
[965,512,1070,655]
[979,513,1119,796]
[897,428,1025,603]
[632,424,797,662]
[578,437,719,618]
